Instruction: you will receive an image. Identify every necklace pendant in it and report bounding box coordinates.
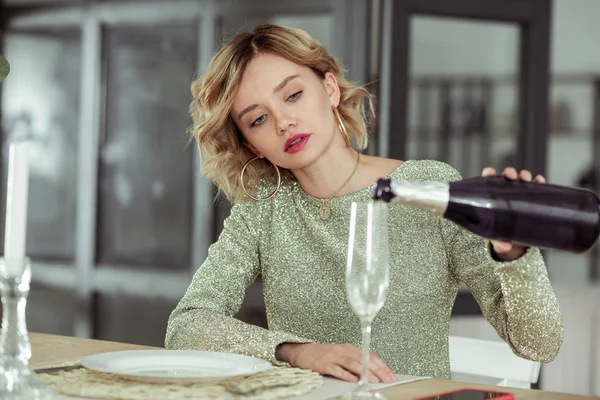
[319,204,331,220]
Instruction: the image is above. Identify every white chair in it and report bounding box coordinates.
[449,335,541,388]
[539,284,600,396]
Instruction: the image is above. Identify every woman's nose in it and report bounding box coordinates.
[275,113,297,135]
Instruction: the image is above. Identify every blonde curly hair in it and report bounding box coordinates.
[190,24,374,203]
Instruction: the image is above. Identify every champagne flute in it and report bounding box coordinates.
[344,201,390,400]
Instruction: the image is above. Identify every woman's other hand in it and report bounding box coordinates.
[275,342,396,384]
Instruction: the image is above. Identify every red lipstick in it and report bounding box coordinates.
[284,134,311,153]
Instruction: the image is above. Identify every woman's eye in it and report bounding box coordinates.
[251,115,266,128]
[288,90,303,102]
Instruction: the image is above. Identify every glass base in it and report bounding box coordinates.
[0,361,54,400]
[342,388,387,400]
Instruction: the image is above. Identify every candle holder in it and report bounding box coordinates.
[0,257,54,399]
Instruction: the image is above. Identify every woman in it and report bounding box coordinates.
[165,24,563,384]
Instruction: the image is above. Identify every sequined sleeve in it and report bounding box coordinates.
[164,201,313,364]
[429,161,564,362]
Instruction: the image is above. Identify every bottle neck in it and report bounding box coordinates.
[386,179,450,216]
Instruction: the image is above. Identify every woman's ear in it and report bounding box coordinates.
[243,142,263,158]
[323,72,341,108]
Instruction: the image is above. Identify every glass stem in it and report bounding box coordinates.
[358,317,372,389]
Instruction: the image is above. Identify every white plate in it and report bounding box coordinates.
[81,350,272,383]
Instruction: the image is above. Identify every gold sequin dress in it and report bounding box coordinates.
[165,159,563,379]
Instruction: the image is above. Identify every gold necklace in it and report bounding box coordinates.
[317,152,361,220]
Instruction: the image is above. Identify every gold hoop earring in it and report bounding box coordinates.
[240,157,281,201]
[332,105,351,147]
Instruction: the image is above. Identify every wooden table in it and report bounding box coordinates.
[29,333,596,400]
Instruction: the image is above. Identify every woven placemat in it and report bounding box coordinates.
[37,366,323,400]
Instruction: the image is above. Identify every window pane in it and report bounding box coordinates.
[1,29,81,262]
[95,293,177,347]
[0,283,76,337]
[409,16,519,179]
[97,24,197,270]
[29,283,77,336]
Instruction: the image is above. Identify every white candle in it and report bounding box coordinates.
[4,142,30,275]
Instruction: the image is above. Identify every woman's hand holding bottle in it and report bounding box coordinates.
[481,166,546,261]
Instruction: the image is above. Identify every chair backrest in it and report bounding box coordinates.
[448,335,541,389]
